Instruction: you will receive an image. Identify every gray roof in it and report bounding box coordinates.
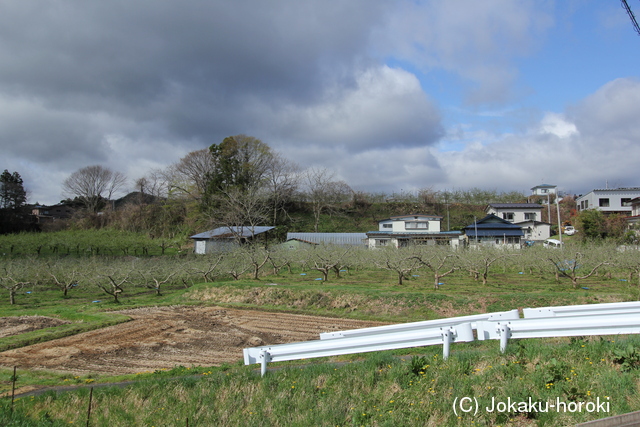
[367,231,461,237]
[531,184,556,189]
[286,232,367,246]
[488,203,543,209]
[191,226,274,239]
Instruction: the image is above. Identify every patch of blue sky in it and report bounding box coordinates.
[515,1,640,113]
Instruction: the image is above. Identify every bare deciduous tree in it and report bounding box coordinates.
[263,153,300,225]
[166,148,216,200]
[62,165,127,212]
[302,167,352,232]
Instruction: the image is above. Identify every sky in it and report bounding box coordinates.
[2,0,640,205]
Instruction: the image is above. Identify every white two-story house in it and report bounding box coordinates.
[531,184,557,197]
[576,188,640,215]
[486,203,550,241]
[366,214,462,248]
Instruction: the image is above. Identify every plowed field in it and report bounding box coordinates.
[0,306,388,375]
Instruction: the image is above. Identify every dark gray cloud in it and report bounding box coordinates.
[2,1,635,205]
[0,1,389,140]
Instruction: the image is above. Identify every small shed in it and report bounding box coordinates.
[191,226,275,254]
[283,233,368,248]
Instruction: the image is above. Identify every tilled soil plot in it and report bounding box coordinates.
[0,316,70,338]
[0,306,388,375]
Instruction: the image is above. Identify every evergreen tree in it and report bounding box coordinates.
[0,170,27,209]
[0,170,30,233]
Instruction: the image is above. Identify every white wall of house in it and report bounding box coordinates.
[576,188,640,214]
[531,185,557,196]
[367,235,460,249]
[519,221,551,241]
[632,198,640,217]
[378,215,442,233]
[486,205,542,224]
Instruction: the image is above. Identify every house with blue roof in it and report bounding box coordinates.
[486,203,550,241]
[463,214,524,248]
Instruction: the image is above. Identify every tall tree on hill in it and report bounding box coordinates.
[205,135,274,196]
[0,170,29,234]
[62,165,127,213]
[203,135,276,232]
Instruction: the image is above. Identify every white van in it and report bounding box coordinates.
[543,238,563,248]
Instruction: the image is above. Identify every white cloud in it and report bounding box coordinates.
[433,78,640,194]
[538,113,578,139]
[267,65,443,152]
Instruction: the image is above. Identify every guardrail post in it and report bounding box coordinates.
[442,328,452,360]
[260,350,270,377]
[499,324,510,353]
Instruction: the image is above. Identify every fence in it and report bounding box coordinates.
[243,301,640,375]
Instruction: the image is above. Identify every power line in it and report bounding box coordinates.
[621,0,640,36]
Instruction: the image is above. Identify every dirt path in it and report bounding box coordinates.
[0,306,388,375]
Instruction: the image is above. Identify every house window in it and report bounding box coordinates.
[382,223,392,229]
[599,198,610,207]
[621,198,632,206]
[524,213,536,221]
[405,221,428,230]
[375,239,388,246]
[502,212,514,222]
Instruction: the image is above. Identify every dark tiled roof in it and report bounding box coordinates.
[488,203,543,209]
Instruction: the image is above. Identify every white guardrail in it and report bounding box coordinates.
[522,301,640,318]
[319,309,519,340]
[244,323,474,376]
[243,301,640,375]
[477,313,640,352]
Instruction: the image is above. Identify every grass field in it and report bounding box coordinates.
[1,249,639,426]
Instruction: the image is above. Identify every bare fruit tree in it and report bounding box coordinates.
[46,258,84,297]
[0,259,33,305]
[413,246,460,290]
[373,245,421,286]
[546,247,611,289]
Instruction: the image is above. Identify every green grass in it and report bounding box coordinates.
[3,336,640,426]
[1,256,639,425]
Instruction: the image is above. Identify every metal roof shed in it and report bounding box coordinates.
[285,233,368,247]
[191,226,275,254]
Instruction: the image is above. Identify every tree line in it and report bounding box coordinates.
[4,133,634,242]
